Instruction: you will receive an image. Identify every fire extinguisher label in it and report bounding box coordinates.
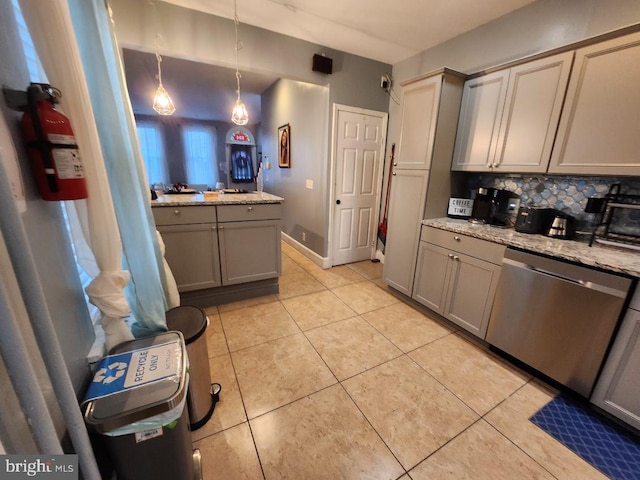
[52,149,85,179]
[48,133,76,145]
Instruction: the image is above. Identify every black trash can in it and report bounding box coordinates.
[83,332,201,480]
[166,305,216,430]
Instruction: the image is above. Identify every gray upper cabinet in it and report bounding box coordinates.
[395,75,443,170]
[453,51,573,173]
[451,70,508,172]
[549,32,640,175]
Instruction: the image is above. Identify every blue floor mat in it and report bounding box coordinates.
[530,394,640,480]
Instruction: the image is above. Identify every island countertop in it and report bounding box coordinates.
[151,191,284,207]
[423,218,640,278]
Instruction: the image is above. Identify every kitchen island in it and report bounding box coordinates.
[152,191,284,306]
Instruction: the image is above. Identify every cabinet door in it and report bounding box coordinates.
[444,253,501,338]
[591,308,640,430]
[549,32,640,175]
[494,52,573,173]
[395,76,442,169]
[158,223,221,292]
[451,70,508,171]
[413,242,450,314]
[218,220,281,285]
[383,169,429,295]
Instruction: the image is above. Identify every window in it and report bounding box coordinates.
[11,0,47,82]
[136,121,169,185]
[182,125,218,187]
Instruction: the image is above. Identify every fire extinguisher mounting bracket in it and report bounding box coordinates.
[3,84,60,112]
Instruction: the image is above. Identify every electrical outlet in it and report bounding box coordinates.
[305,179,313,189]
[302,232,306,242]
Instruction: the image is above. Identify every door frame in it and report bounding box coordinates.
[328,103,388,266]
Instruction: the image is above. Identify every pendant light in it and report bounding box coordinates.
[150,2,175,116]
[231,0,249,125]
[153,50,176,115]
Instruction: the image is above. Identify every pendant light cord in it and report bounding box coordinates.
[234,0,242,101]
[156,50,164,86]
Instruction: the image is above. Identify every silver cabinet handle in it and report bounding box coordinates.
[453,255,460,261]
[486,163,492,168]
[173,209,180,215]
[453,236,460,241]
[392,172,397,176]
[219,225,224,229]
[211,226,216,230]
[448,254,454,259]
[247,206,253,211]
[393,162,398,166]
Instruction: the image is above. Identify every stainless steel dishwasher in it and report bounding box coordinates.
[486,248,632,397]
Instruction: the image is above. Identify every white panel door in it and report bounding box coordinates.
[332,109,384,265]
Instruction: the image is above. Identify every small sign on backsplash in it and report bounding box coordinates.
[448,198,474,218]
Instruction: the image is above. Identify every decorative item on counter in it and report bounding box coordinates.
[447,198,474,219]
[256,163,264,192]
[165,182,196,194]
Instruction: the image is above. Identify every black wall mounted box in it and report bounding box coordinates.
[312,54,333,74]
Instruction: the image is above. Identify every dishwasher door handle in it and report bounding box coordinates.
[502,257,628,298]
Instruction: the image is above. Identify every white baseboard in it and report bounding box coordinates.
[281,232,331,268]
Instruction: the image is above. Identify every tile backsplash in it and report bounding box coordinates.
[465,174,640,230]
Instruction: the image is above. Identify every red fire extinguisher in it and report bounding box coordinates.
[21,83,88,201]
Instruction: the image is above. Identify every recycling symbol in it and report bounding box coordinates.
[93,362,128,384]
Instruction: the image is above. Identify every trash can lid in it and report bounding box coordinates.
[82,332,187,433]
[166,305,207,345]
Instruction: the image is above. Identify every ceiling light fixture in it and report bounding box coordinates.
[231,0,249,125]
[152,48,176,115]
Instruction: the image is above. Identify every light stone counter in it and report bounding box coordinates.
[423,218,640,278]
[151,191,283,206]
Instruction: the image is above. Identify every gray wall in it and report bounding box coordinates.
[260,78,330,254]
[110,0,391,257]
[0,0,94,450]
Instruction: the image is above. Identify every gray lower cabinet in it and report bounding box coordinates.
[157,223,221,292]
[153,203,281,293]
[383,169,430,295]
[413,226,504,338]
[591,293,640,430]
[218,219,281,285]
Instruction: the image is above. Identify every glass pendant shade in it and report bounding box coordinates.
[153,83,175,115]
[231,98,249,125]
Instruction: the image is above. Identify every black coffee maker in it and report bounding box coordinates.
[470,187,519,226]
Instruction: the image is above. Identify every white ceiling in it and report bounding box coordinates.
[125,0,538,121]
[161,0,537,65]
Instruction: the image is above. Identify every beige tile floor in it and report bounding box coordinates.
[192,242,609,480]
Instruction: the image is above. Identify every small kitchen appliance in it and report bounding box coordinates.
[515,206,556,234]
[469,187,520,226]
[546,213,576,239]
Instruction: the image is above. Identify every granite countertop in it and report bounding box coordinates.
[151,191,284,206]
[423,218,640,278]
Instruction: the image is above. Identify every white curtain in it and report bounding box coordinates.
[19,0,134,348]
[67,0,179,336]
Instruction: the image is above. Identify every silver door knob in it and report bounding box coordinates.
[173,209,180,215]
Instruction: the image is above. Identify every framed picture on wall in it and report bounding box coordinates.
[278,123,290,168]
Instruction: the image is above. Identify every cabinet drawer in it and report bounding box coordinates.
[217,203,282,222]
[152,206,217,226]
[420,226,505,264]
